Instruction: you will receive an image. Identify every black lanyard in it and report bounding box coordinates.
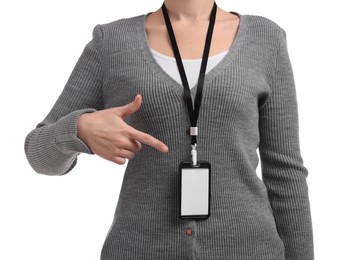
[161,1,217,147]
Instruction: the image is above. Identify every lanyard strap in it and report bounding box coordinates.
[161,1,217,147]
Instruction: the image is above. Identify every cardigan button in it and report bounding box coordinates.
[186,228,193,236]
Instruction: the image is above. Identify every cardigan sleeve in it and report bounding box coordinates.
[24,24,104,176]
[258,28,314,259]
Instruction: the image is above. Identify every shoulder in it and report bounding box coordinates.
[242,13,285,34]
[235,12,287,50]
[89,14,145,50]
[236,12,286,43]
[100,14,144,37]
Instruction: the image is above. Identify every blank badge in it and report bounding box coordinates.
[179,161,211,219]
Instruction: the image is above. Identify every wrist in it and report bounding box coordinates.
[77,113,91,145]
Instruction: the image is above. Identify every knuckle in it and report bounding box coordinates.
[106,153,116,162]
[123,150,134,160]
[109,147,118,155]
[115,137,130,148]
[126,127,135,137]
[116,138,128,147]
[114,158,125,165]
[143,134,151,143]
[127,153,135,160]
[128,103,136,113]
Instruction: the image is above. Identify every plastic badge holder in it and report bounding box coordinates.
[179,160,211,220]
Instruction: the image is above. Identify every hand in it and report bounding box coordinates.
[77,94,169,165]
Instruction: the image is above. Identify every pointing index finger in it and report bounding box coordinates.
[128,127,168,153]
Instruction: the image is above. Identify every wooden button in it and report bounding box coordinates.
[186,228,193,236]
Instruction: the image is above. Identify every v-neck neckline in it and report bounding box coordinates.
[136,11,248,98]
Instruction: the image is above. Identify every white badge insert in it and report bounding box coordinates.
[181,167,209,215]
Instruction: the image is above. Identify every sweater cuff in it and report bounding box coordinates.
[54,108,97,155]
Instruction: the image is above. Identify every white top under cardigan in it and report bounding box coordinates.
[150,48,229,89]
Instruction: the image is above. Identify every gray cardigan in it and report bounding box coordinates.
[24,11,314,260]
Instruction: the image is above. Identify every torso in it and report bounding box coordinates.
[145,7,240,59]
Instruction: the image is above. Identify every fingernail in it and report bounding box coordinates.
[162,146,169,153]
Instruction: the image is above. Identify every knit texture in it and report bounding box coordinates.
[24,11,314,260]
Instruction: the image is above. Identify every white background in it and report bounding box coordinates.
[1,0,339,259]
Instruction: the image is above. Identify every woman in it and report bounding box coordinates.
[24,0,315,259]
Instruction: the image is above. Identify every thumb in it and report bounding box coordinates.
[115,94,142,119]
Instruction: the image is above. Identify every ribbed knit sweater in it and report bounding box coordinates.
[24,11,314,260]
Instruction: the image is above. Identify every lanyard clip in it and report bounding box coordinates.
[191,143,198,166]
[190,127,198,165]
[190,127,198,136]
[186,127,198,136]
